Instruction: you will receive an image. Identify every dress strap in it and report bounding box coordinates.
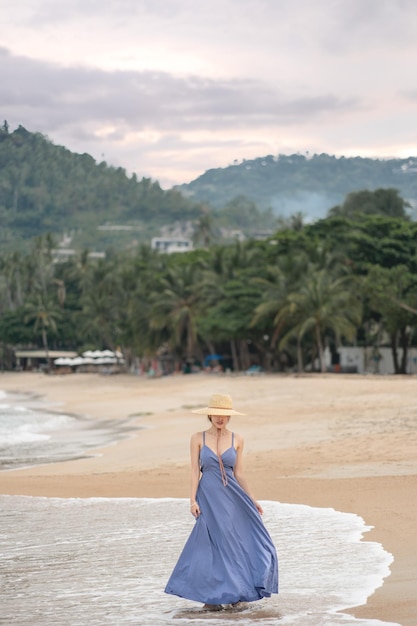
[232,432,234,447]
[203,431,206,445]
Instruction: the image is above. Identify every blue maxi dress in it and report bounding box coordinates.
[164,433,279,605]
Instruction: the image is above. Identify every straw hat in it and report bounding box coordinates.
[191,393,245,416]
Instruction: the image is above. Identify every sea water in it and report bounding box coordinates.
[0,496,399,626]
[0,389,137,470]
[0,388,400,626]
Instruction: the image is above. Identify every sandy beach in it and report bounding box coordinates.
[0,371,416,625]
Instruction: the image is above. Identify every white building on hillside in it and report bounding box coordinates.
[151,237,193,253]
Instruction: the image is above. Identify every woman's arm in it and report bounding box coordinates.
[190,432,202,518]
[233,433,264,515]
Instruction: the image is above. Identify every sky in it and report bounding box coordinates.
[1,0,417,188]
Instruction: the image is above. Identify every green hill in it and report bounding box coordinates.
[0,123,202,252]
[2,123,416,256]
[178,153,417,219]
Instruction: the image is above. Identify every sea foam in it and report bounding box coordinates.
[0,496,399,626]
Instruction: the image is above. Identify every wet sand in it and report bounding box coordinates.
[0,371,416,625]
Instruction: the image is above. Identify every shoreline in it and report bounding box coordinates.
[1,371,416,625]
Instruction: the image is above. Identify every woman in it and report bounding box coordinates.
[164,393,279,611]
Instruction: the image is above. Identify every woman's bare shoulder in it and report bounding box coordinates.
[233,431,244,445]
[190,431,204,444]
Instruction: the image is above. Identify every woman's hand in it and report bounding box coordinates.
[190,502,201,518]
[254,501,264,515]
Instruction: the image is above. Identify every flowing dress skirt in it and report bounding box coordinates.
[165,443,279,605]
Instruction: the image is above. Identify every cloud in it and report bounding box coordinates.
[0,47,358,136]
[1,0,417,185]
[402,90,417,102]
[13,0,183,26]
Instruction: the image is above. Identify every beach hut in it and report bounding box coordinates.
[15,350,78,371]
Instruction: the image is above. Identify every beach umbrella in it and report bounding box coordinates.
[82,349,123,359]
[54,358,71,366]
[94,357,117,364]
[101,350,115,358]
[69,356,86,366]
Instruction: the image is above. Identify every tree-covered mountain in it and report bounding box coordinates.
[178,153,417,220]
[0,123,203,252]
[2,123,416,256]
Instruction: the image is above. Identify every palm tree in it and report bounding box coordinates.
[280,268,362,372]
[24,292,61,372]
[198,241,266,371]
[78,258,124,349]
[251,269,292,367]
[113,248,163,363]
[365,264,417,374]
[149,261,205,367]
[251,250,310,371]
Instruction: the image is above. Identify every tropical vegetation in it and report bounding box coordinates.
[1,122,417,375]
[179,152,417,219]
[0,123,203,251]
[1,193,417,374]
[0,123,279,252]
